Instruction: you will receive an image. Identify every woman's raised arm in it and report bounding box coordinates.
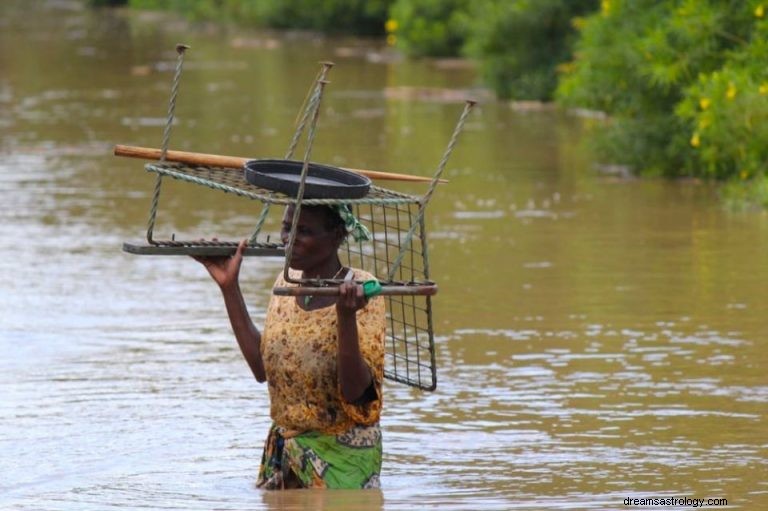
[194,240,266,382]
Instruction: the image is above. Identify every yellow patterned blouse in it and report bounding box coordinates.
[262,268,386,435]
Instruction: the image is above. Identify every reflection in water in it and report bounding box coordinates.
[260,489,384,511]
[2,1,767,510]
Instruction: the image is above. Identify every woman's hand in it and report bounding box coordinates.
[336,278,368,317]
[192,239,247,290]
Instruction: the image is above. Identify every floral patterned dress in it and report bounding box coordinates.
[256,268,386,489]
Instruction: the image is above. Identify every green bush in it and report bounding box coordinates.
[387,0,471,57]
[464,0,598,101]
[258,0,391,35]
[557,0,768,186]
[123,0,595,100]
[721,176,768,210]
[387,0,597,100]
[676,18,768,181]
[88,0,128,5]
[128,0,391,35]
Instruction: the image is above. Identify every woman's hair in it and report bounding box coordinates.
[304,205,348,237]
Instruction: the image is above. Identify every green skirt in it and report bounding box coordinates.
[256,423,382,490]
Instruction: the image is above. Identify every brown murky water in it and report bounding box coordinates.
[2,1,767,510]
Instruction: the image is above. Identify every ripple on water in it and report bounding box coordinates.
[3,3,767,506]
[369,321,766,503]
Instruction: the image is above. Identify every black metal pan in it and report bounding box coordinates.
[244,159,371,199]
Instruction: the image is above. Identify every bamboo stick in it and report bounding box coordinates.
[113,144,447,183]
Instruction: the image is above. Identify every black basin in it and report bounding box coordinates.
[244,159,371,199]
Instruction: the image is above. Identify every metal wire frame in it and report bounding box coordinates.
[341,202,436,389]
[142,163,421,206]
[136,160,438,389]
[125,47,475,391]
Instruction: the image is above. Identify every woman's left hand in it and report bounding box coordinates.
[336,280,368,316]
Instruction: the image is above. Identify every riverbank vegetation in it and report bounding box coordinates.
[387,0,597,101]
[91,0,768,209]
[98,0,390,35]
[557,0,768,209]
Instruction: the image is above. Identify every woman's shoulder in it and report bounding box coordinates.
[350,267,377,282]
[272,269,300,288]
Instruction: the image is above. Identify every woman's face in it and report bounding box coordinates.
[280,205,341,272]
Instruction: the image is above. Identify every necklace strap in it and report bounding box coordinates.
[331,265,346,280]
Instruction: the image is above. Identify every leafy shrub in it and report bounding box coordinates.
[387,0,471,57]
[721,176,768,210]
[464,0,598,101]
[557,0,768,185]
[128,0,391,35]
[258,0,391,35]
[676,16,768,180]
[88,0,128,5]
[387,0,597,100]
[124,0,595,100]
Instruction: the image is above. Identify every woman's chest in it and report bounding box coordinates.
[262,300,338,376]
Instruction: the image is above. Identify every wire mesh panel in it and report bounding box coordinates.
[341,203,436,390]
[119,50,474,393]
[131,162,438,390]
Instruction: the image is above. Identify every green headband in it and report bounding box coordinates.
[334,205,372,242]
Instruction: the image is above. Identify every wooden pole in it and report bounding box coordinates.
[113,144,447,184]
[272,285,438,297]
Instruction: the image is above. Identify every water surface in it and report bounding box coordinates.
[1,1,767,510]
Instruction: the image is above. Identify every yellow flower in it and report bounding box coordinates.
[756,4,764,18]
[386,34,397,46]
[726,82,737,100]
[690,132,700,148]
[601,0,611,15]
[740,170,749,180]
[557,61,575,74]
[699,97,711,110]
[760,83,768,95]
[385,19,398,33]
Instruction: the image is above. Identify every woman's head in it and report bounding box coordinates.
[280,205,347,272]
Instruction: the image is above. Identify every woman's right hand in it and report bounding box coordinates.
[192,239,247,290]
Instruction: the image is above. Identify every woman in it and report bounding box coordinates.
[194,204,386,490]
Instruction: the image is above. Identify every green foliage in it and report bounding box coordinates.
[463,0,598,100]
[721,175,768,210]
[676,20,768,180]
[387,0,597,100]
[387,0,471,57]
[128,0,391,35]
[123,0,595,100]
[258,0,391,35]
[557,0,768,188]
[88,0,128,5]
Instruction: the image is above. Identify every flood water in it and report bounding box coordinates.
[2,1,767,510]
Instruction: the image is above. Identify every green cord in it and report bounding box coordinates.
[363,280,382,298]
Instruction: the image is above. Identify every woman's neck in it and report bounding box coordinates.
[301,259,344,280]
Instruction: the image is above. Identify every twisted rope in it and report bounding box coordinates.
[247,205,272,245]
[147,44,189,244]
[249,62,334,245]
[145,164,421,204]
[285,62,334,160]
[283,79,329,284]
